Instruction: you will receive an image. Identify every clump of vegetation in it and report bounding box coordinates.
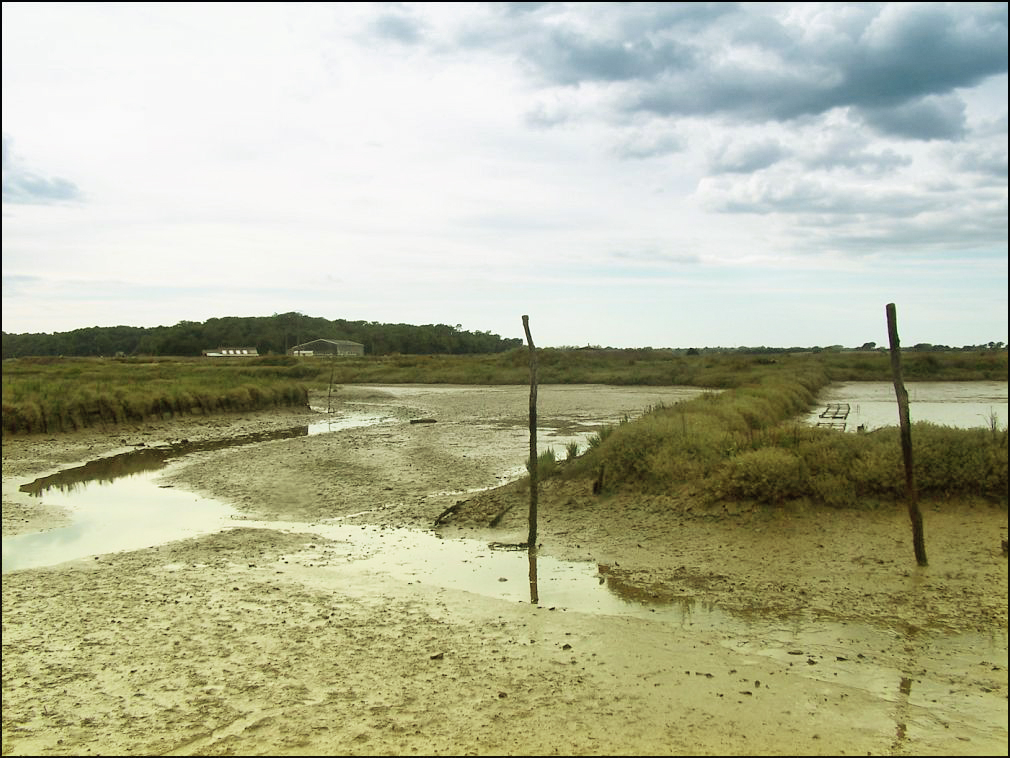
[570,365,1008,507]
[527,448,559,479]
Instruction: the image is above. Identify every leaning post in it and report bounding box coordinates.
[886,303,928,566]
[522,315,540,604]
[522,315,539,550]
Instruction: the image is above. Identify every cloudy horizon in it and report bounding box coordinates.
[2,2,1007,349]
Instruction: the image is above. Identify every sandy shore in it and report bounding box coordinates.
[2,385,1007,755]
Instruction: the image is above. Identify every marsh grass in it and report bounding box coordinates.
[526,448,559,479]
[2,356,309,434]
[569,365,1008,507]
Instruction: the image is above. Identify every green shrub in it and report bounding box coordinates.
[808,472,859,508]
[713,447,806,504]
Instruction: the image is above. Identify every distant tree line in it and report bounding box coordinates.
[1,312,524,359]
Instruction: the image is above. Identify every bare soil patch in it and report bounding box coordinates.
[3,385,1007,756]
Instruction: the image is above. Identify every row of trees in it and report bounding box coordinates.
[1,313,524,359]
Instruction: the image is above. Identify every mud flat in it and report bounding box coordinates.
[2,385,1007,755]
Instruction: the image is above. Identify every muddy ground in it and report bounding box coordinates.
[2,384,1007,756]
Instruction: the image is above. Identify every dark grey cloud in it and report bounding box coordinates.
[857,94,967,141]
[2,136,84,205]
[507,3,1006,139]
[830,4,1007,108]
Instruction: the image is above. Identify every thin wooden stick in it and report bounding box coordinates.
[886,303,928,566]
[522,315,538,549]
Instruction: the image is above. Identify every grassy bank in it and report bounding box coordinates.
[2,356,311,435]
[555,359,1008,507]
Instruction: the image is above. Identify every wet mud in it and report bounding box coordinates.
[2,384,1007,755]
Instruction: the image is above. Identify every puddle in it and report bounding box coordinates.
[2,410,394,573]
[804,381,1008,432]
[3,469,238,573]
[17,412,393,499]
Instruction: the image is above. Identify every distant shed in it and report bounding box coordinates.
[289,339,365,357]
[203,346,259,357]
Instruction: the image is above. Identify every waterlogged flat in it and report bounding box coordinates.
[2,384,1006,756]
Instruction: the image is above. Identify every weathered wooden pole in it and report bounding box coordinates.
[886,303,928,566]
[327,357,336,413]
[522,315,538,550]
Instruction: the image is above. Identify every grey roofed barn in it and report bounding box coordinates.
[288,339,365,356]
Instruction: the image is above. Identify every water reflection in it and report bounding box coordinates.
[20,413,395,498]
[4,471,237,572]
[805,381,1008,432]
[528,546,539,605]
[19,428,310,497]
[5,411,395,572]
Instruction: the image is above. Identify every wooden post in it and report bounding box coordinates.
[327,357,336,414]
[886,303,928,566]
[522,315,538,550]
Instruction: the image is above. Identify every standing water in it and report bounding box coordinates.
[804,381,1008,432]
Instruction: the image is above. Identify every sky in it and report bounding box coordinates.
[2,2,1007,349]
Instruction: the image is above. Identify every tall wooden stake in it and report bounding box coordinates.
[886,303,928,566]
[522,315,538,550]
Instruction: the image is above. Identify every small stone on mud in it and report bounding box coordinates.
[430,652,444,660]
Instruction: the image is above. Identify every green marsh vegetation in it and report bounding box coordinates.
[551,350,1008,508]
[2,355,311,435]
[3,348,1006,509]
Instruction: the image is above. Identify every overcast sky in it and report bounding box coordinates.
[2,2,1007,349]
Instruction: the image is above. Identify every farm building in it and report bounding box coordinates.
[289,339,365,357]
[202,346,259,357]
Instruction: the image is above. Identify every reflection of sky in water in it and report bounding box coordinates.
[4,410,395,573]
[805,381,1008,431]
[3,469,237,572]
[306,413,392,435]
